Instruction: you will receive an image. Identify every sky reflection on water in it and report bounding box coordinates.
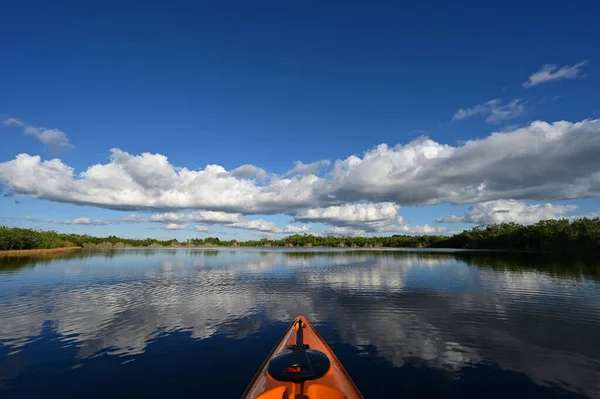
[1,248,599,398]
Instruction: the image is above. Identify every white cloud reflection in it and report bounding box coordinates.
[0,249,598,396]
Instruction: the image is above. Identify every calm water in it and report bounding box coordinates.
[1,249,600,398]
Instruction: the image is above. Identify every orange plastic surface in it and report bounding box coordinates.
[241,316,363,399]
[306,384,347,399]
[256,386,287,399]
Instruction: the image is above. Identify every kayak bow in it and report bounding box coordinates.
[241,316,363,399]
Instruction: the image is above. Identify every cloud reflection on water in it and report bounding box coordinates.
[1,249,599,396]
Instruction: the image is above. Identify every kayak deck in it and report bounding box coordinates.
[241,316,363,399]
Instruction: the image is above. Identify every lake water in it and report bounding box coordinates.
[1,248,600,398]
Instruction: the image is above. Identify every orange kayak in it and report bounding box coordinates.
[241,316,364,399]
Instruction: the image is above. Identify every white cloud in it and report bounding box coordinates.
[194,224,210,232]
[71,217,93,225]
[12,209,314,236]
[0,149,320,213]
[225,220,312,235]
[436,200,578,225]
[436,215,464,224]
[404,224,447,234]
[283,224,312,234]
[255,231,281,238]
[6,209,439,235]
[453,99,525,123]
[148,211,304,234]
[324,226,368,237]
[163,223,188,230]
[296,202,401,232]
[453,99,499,120]
[568,212,600,221]
[147,212,311,235]
[226,219,281,233]
[121,214,145,222]
[324,119,600,206]
[523,60,588,88]
[22,216,113,225]
[2,119,600,221]
[149,210,242,224]
[297,203,446,234]
[297,202,398,224]
[1,252,596,397]
[323,224,446,236]
[285,160,330,176]
[230,164,268,181]
[3,118,24,127]
[3,118,74,153]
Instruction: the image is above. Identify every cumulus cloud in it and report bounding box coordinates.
[230,164,268,181]
[2,119,600,224]
[3,118,74,153]
[285,160,331,176]
[296,202,402,232]
[453,99,525,123]
[323,225,445,236]
[297,202,398,224]
[523,60,588,88]
[163,223,188,230]
[436,200,578,225]
[194,224,210,232]
[298,203,446,235]
[0,148,319,213]
[324,119,600,206]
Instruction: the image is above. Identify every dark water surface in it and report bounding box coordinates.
[1,248,600,398]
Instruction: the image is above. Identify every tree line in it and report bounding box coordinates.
[1,217,600,252]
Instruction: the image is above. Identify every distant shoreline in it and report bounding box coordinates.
[0,245,456,256]
[2,218,600,253]
[0,247,81,257]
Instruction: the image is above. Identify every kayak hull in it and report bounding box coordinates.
[241,316,363,399]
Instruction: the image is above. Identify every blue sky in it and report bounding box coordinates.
[1,0,600,240]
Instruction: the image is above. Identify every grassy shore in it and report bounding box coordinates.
[0,247,81,258]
